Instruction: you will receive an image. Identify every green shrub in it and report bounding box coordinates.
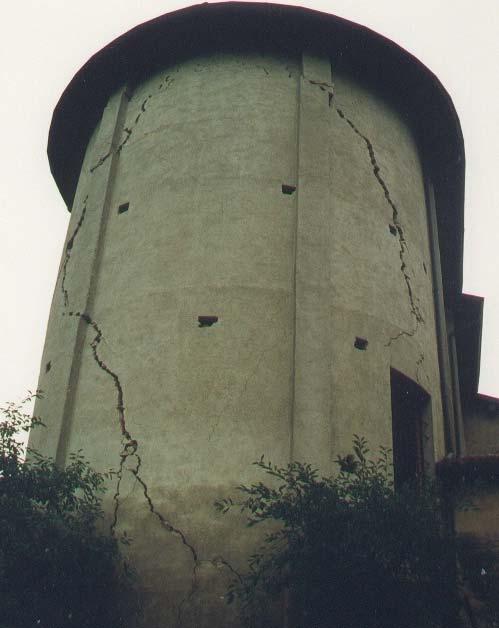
[0,393,136,628]
[216,436,461,628]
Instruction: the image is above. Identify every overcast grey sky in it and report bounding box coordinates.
[1,0,498,405]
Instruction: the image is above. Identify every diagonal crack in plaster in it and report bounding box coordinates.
[60,70,246,620]
[62,311,241,625]
[57,180,204,618]
[60,195,88,307]
[89,75,175,173]
[62,312,197,546]
[63,311,199,622]
[334,106,424,345]
[306,78,334,106]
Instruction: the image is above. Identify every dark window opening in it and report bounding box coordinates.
[45,361,51,373]
[118,202,129,214]
[391,369,432,488]
[198,315,218,328]
[282,184,296,195]
[389,224,397,236]
[354,337,368,350]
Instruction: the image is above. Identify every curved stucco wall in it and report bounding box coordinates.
[33,49,445,626]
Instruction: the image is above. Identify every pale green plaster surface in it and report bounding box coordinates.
[33,49,446,626]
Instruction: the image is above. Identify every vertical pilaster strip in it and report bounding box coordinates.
[54,87,129,466]
[289,58,302,463]
[291,52,335,472]
[426,179,457,455]
[448,319,466,456]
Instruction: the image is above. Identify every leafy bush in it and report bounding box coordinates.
[216,436,461,628]
[0,393,135,628]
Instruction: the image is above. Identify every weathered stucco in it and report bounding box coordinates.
[33,47,447,626]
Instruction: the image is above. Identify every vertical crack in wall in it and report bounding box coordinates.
[62,309,240,623]
[415,352,425,385]
[89,75,175,172]
[61,71,242,620]
[62,312,192,542]
[306,78,334,107]
[60,195,88,307]
[116,127,132,154]
[334,106,424,345]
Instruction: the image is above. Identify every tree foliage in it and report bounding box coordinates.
[0,393,134,628]
[216,436,461,628]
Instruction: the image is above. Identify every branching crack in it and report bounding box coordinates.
[62,309,239,622]
[63,71,243,616]
[60,195,88,307]
[116,127,132,154]
[89,75,175,172]
[308,78,334,93]
[306,78,334,107]
[131,455,198,563]
[62,312,187,538]
[334,106,424,345]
